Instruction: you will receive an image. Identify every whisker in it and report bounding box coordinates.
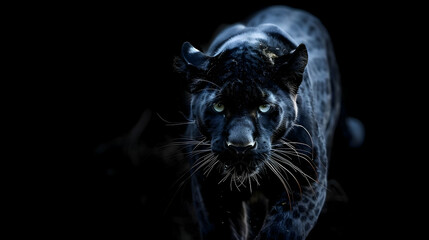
[271,151,317,183]
[263,157,292,210]
[172,153,217,196]
[156,113,196,126]
[269,156,303,195]
[163,138,211,159]
[292,123,318,167]
[251,173,261,186]
[230,172,236,191]
[187,153,216,178]
[272,148,314,168]
[239,173,248,188]
[281,139,313,149]
[248,174,253,193]
[164,136,214,215]
[273,148,313,162]
[169,138,208,145]
[276,139,318,179]
[281,139,307,159]
[165,152,211,214]
[219,168,234,184]
[193,78,221,90]
[162,137,210,152]
[203,156,219,177]
[192,138,210,151]
[270,153,317,194]
[186,149,212,159]
[293,123,314,149]
[232,171,246,192]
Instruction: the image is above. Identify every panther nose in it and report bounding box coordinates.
[226,140,256,155]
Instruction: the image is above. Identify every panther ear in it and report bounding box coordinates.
[275,44,308,96]
[181,42,211,70]
[173,42,212,93]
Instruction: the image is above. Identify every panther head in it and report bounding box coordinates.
[174,41,309,189]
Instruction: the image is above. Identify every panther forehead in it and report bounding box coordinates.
[211,31,268,56]
[262,47,278,65]
[218,80,265,106]
[208,45,274,86]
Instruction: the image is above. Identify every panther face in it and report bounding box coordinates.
[192,79,296,178]
[176,41,308,188]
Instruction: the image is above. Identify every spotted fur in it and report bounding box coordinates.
[174,5,347,240]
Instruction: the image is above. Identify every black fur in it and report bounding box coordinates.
[174,5,363,240]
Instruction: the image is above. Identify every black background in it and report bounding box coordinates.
[42,1,421,239]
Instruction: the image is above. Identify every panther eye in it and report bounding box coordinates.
[213,102,225,113]
[258,104,271,113]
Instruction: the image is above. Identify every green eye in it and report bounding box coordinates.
[259,104,271,113]
[213,102,225,113]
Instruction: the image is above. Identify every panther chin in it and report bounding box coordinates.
[219,156,265,190]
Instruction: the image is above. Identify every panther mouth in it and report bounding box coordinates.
[224,161,258,174]
[220,159,264,190]
[221,152,265,173]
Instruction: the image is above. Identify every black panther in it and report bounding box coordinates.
[174,5,363,240]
